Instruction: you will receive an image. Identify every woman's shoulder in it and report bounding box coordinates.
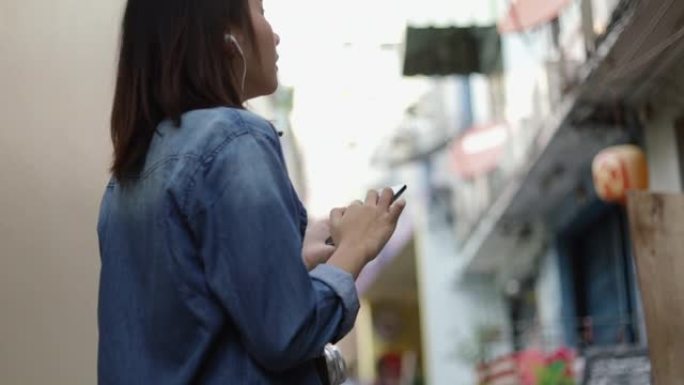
[172,108,291,218]
[145,107,285,217]
[181,107,277,142]
[151,107,277,164]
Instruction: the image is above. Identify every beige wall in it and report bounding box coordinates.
[0,1,124,383]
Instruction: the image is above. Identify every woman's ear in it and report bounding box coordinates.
[225,27,246,45]
[224,29,246,58]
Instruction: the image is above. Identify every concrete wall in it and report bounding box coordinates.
[0,1,123,383]
[644,109,683,192]
[413,189,512,385]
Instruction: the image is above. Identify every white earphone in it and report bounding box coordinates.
[224,33,247,95]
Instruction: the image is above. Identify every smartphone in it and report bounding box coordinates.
[325,184,407,246]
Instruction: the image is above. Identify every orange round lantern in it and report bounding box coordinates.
[592,144,649,204]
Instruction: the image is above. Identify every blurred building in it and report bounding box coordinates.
[361,0,684,384]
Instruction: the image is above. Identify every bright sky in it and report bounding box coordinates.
[264,0,500,217]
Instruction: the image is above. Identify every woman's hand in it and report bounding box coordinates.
[301,218,336,271]
[327,188,406,278]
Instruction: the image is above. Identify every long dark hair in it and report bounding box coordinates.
[110,0,255,180]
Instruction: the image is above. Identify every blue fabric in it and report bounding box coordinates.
[97,107,360,384]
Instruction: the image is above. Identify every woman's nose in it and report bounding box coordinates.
[274,33,280,46]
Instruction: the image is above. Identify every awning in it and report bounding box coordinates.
[498,0,572,33]
[403,26,502,76]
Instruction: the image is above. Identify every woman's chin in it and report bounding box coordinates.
[245,80,279,100]
[265,78,279,95]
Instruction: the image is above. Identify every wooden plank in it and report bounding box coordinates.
[627,191,684,385]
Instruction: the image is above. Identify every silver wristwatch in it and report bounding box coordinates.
[322,344,347,385]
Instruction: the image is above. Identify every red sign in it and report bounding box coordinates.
[498,0,573,33]
[451,123,508,179]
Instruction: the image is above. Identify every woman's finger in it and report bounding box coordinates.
[330,207,345,226]
[389,199,406,221]
[365,189,379,205]
[378,187,393,210]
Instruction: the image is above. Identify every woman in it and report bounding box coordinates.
[97,0,406,384]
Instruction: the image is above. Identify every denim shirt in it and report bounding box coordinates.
[97,107,360,384]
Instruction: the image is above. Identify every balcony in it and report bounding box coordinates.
[458,0,684,275]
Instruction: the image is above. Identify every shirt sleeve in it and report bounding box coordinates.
[188,129,359,372]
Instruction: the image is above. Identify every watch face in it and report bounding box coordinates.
[324,345,347,385]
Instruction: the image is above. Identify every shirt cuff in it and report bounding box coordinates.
[310,264,360,340]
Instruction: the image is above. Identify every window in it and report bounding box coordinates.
[559,202,642,350]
